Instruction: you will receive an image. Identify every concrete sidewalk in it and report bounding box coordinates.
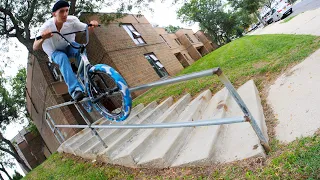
[250,8,320,36]
[267,49,320,143]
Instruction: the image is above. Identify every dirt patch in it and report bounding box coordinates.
[253,61,268,69]
[60,153,266,179]
[284,67,299,77]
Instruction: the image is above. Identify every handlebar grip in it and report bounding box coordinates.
[36,36,42,40]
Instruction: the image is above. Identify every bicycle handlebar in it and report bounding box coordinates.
[35,24,101,49]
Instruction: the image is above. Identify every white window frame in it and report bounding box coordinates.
[160,35,171,48]
[122,24,146,45]
[144,53,169,78]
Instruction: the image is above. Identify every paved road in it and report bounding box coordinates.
[250,6,320,36]
[290,0,320,17]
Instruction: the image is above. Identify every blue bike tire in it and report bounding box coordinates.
[88,64,132,121]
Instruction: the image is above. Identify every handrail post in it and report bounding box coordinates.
[46,112,65,143]
[218,73,271,153]
[73,104,108,148]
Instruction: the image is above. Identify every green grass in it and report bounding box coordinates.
[23,134,320,179]
[133,34,320,107]
[281,15,297,23]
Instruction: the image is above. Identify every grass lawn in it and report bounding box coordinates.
[23,133,320,179]
[24,34,320,179]
[133,34,320,107]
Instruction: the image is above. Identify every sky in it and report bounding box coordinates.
[1,0,198,179]
[101,0,200,32]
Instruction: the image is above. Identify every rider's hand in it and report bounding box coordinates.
[88,20,99,31]
[41,29,53,40]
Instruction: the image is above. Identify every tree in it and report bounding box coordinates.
[0,0,104,54]
[164,25,181,33]
[10,67,27,118]
[177,0,245,45]
[0,66,31,172]
[0,151,15,180]
[228,0,266,26]
[264,0,274,10]
[0,0,162,55]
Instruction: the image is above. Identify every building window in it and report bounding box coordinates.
[122,24,146,45]
[160,35,171,48]
[175,38,181,46]
[185,34,194,43]
[183,54,189,60]
[194,34,200,42]
[47,62,61,81]
[144,53,169,78]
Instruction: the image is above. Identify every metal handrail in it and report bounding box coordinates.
[46,67,271,153]
[55,116,246,129]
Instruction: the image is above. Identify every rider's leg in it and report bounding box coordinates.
[51,50,84,100]
[66,42,86,79]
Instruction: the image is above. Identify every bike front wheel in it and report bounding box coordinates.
[88,64,132,121]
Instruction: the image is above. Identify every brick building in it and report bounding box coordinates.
[26,13,217,154]
[154,27,218,68]
[11,128,49,173]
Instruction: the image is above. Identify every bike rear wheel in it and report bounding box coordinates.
[88,64,132,121]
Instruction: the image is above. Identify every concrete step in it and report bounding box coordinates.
[58,104,145,153]
[57,117,104,153]
[111,94,192,167]
[137,90,212,168]
[211,80,268,163]
[171,88,229,167]
[58,79,268,168]
[77,97,174,160]
[62,102,155,155]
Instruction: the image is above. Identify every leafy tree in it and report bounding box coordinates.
[0,70,18,129]
[228,0,266,26]
[0,66,31,172]
[0,0,104,53]
[164,25,181,33]
[177,0,245,45]
[0,0,164,54]
[264,0,274,10]
[0,150,15,180]
[10,67,27,119]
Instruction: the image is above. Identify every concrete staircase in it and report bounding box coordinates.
[58,80,268,168]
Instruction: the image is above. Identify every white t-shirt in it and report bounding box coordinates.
[37,15,87,58]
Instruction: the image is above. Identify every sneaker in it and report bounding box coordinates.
[72,91,85,102]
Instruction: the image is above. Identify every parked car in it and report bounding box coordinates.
[262,9,274,24]
[272,0,293,21]
[271,8,282,22]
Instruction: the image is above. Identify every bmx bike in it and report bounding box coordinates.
[36,24,132,121]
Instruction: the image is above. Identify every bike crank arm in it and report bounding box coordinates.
[91,87,120,103]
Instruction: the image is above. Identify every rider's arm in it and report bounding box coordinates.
[33,29,53,51]
[72,16,99,32]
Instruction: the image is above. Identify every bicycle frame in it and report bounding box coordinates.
[77,53,91,94]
